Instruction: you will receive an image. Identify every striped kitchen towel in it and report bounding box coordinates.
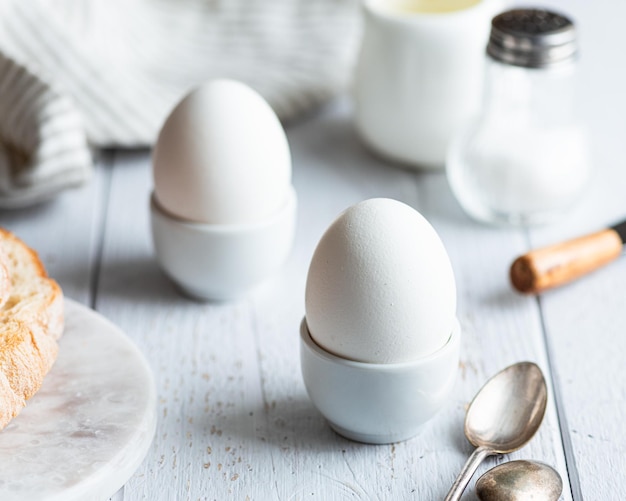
[0,0,360,208]
[0,50,92,208]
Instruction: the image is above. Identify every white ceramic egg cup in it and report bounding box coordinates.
[150,187,297,301]
[300,317,460,444]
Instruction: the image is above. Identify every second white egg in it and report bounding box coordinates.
[153,79,292,225]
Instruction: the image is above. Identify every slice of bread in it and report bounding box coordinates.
[0,229,64,430]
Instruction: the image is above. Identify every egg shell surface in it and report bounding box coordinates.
[305,198,456,364]
[153,79,291,225]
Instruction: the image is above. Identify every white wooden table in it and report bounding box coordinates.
[3,1,625,499]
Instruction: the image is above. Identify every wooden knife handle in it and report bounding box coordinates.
[510,229,623,294]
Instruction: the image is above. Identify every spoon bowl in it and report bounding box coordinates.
[465,361,548,452]
[444,362,548,501]
[476,460,563,501]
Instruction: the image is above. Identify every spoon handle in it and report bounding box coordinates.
[444,446,491,501]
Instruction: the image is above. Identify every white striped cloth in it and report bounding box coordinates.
[0,50,92,208]
[0,0,360,208]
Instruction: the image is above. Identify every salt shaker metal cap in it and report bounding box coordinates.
[487,9,577,68]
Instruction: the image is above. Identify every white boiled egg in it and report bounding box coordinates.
[153,79,291,225]
[305,198,456,364]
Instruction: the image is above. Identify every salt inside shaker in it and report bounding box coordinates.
[447,8,590,226]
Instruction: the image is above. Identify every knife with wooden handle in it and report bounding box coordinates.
[510,220,626,294]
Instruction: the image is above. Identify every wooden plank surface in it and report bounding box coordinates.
[2,1,624,500]
[93,99,571,500]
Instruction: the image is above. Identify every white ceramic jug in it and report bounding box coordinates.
[354,0,500,169]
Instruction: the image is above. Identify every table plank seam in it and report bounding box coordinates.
[89,150,115,311]
[536,295,584,501]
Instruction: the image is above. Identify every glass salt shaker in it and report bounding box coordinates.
[446,8,590,226]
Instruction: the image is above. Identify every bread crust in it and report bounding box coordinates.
[0,228,64,430]
[0,246,10,310]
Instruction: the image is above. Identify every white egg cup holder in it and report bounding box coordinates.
[300,317,460,444]
[150,187,297,301]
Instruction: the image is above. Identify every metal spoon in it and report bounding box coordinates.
[444,361,548,501]
[476,460,563,501]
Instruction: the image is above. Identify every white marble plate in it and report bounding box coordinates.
[0,299,157,501]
